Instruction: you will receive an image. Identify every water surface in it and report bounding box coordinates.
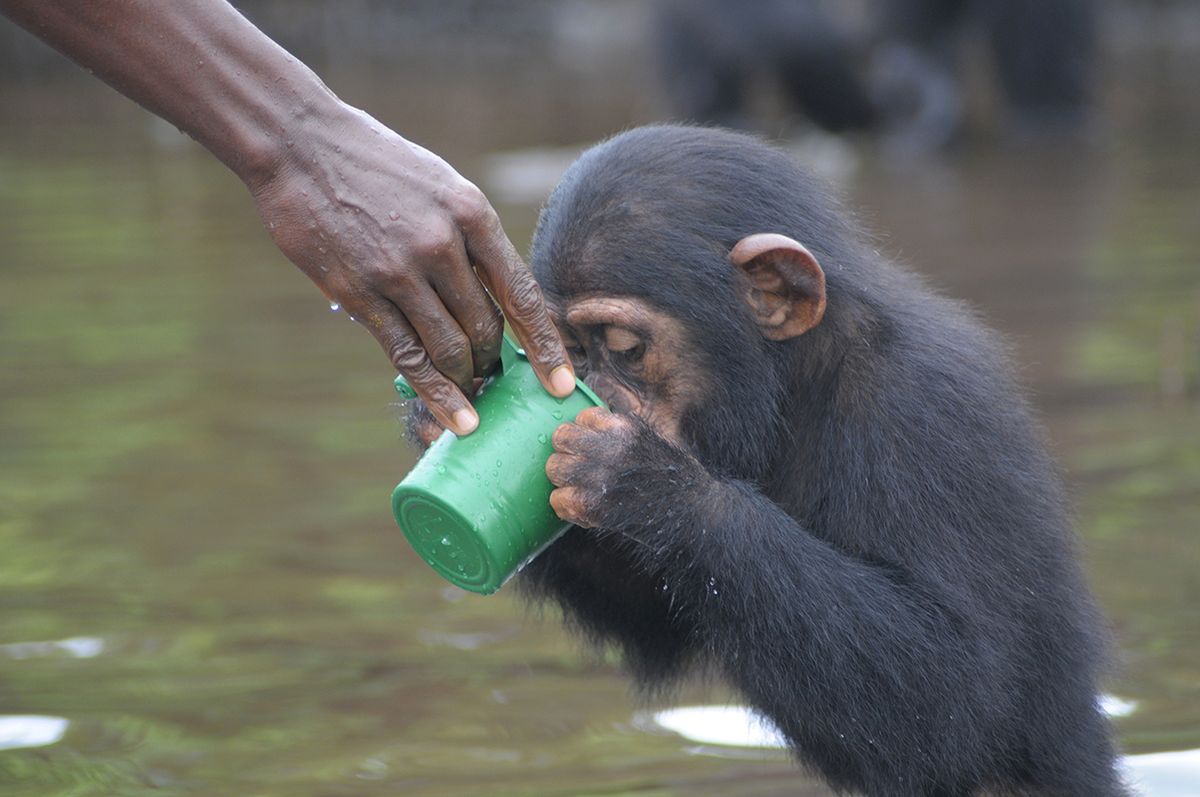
[2,49,1199,797]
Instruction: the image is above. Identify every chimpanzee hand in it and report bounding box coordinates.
[403,398,445,453]
[546,407,712,530]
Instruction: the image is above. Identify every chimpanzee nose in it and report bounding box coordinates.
[584,374,628,413]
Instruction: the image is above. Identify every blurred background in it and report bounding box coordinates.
[1,1,1198,795]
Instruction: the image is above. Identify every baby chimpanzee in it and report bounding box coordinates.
[409,125,1125,796]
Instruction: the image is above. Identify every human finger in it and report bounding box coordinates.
[428,238,504,380]
[382,279,475,394]
[457,193,575,397]
[349,295,479,436]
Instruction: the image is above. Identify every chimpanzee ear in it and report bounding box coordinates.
[729,233,827,340]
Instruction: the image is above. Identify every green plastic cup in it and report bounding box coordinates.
[392,337,604,594]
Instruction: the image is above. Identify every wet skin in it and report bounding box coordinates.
[411,232,824,528]
[0,0,574,435]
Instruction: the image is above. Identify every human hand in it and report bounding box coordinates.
[247,103,574,435]
[546,407,706,529]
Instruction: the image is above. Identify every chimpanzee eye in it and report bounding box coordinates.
[604,326,645,366]
[613,344,644,365]
[604,327,640,351]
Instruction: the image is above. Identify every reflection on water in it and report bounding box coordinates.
[644,704,1200,796]
[0,717,70,752]
[2,43,1200,797]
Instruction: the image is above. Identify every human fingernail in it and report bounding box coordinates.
[550,365,576,396]
[453,408,479,435]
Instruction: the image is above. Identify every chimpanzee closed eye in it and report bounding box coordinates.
[407,125,1127,796]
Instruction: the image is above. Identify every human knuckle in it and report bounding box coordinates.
[388,338,429,374]
[427,330,472,374]
[361,263,413,299]
[449,183,492,229]
[504,272,547,320]
[393,350,457,407]
[411,223,459,260]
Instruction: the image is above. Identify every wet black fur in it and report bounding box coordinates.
[518,125,1125,796]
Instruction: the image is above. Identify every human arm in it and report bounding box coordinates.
[0,0,575,435]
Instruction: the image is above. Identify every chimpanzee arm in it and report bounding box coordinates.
[630,479,999,788]
[550,409,1003,792]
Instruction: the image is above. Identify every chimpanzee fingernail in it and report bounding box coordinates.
[550,365,576,396]
[452,408,479,435]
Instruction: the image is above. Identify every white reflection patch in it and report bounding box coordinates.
[1123,748,1200,797]
[646,705,786,749]
[0,636,105,660]
[0,716,69,751]
[1101,694,1138,718]
[644,703,1200,795]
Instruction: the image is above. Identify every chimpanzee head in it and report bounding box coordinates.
[530,125,864,480]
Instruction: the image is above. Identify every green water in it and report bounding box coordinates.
[2,66,1199,797]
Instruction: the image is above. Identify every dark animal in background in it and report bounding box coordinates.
[653,0,880,133]
[876,0,1098,147]
[408,125,1125,795]
[654,0,1098,149]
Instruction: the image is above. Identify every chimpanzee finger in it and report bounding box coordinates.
[549,486,593,526]
[551,421,590,455]
[573,406,626,431]
[546,451,587,488]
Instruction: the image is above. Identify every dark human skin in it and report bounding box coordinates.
[0,0,575,436]
[410,125,1125,796]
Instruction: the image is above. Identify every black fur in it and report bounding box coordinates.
[519,125,1125,796]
